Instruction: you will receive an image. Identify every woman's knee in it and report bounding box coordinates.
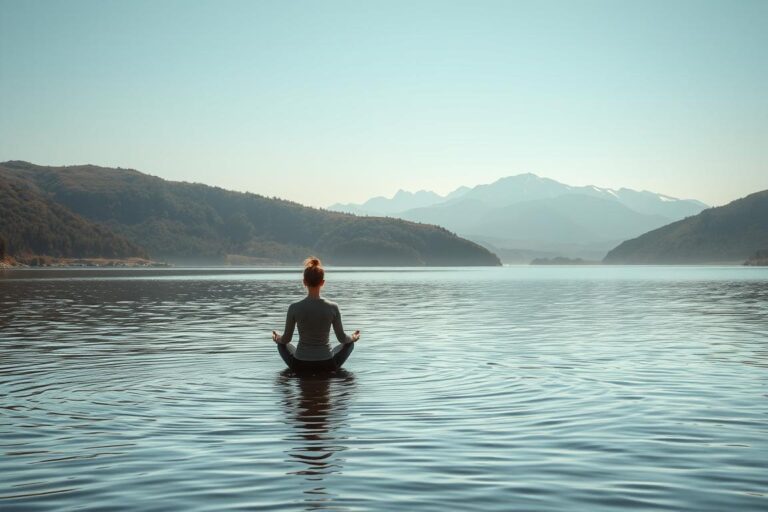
[332,342,353,356]
[277,343,296,367]
[333,342,354,366]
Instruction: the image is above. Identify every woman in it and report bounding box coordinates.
[272,257,360,371]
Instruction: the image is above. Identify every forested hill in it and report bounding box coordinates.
[0,168,146,260]
[603,190,768,264]
[0,161,501,266]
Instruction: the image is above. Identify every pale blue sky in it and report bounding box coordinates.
[1,0,766,207]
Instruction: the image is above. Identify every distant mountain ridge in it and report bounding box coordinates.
[604,190,768,264]
[328,173,708,262]
[331,186,469,216]
[0,161,500,266]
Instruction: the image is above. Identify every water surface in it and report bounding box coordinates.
[1,266,767,511]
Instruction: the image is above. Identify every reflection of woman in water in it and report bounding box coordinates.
[272,257,360,372]
[276,369,356,486]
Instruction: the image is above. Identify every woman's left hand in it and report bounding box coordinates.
[272,330,281,343]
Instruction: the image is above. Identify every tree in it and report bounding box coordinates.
[0,236,6,259]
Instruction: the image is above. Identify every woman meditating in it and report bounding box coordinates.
[272,257,360,371]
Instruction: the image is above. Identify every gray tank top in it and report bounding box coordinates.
[281,296,352,361]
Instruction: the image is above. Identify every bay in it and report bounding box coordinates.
[1,266,767,511]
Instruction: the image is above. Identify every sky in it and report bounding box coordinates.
[1,0,766,208]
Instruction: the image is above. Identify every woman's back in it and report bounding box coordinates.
[284,296,350,361]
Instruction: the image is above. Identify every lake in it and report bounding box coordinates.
[1,266,767,511]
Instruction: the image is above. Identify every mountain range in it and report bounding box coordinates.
[0,161,500,266]
[604,189,768,264]
[332,186,471,216]
[5,161,762,266]
[330,174,708,261]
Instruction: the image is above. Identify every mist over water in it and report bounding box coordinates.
[1,267,767,511]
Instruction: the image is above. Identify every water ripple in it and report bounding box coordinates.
[1,266,767,511]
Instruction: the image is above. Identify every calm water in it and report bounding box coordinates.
[1,266,767,511]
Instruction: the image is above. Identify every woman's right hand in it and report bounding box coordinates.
[351,330,361,342]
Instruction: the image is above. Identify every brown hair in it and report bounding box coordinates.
[303,256,324,287]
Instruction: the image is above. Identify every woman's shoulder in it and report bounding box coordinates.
[289,298,307,310]
[320,297,340,310]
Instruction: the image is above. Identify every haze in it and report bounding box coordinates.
[1,0,766,208]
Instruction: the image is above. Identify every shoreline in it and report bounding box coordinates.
[1,257,171,268]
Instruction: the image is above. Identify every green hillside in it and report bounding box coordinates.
[0,161,500,266]
[604,190,768,264]
[0,168,146,260]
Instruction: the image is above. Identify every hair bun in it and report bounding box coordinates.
[303,256,325,287]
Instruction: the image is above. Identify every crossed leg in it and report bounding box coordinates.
[277,342,354,370]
